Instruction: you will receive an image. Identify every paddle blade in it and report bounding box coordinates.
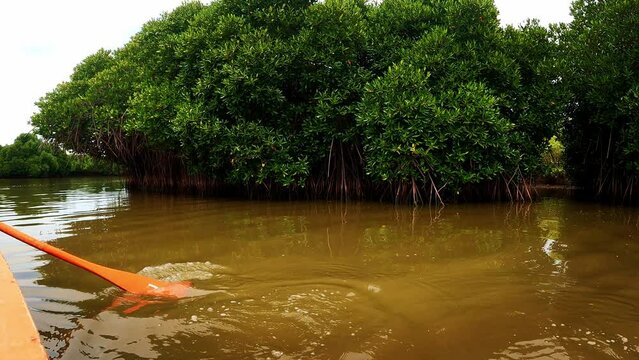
[96,266,193,298]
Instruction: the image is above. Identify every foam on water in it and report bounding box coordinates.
[138,261,231,282]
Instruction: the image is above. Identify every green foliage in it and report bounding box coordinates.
[541,136,566,182]
[561,0,639,200]
[0,133,61,177]
[0,133,119,178]
[358,63,513,191]
[359,5,564,197]
[502,21,568,174]
[31,0,566,202]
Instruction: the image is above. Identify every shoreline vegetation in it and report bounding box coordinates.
[0,133,120,178]
[29,0,638,204]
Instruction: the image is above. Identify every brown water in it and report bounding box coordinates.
[1,178,639,359]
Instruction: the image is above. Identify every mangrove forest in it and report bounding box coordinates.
[31,0,639,204]
[0,133,119,178]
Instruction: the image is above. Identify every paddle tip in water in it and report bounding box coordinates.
[133,279,212,299]
[119,276,195,299]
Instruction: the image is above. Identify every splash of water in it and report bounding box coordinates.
[138,261,230,283]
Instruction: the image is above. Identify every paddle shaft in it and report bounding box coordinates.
[0,222,109,277]
[0,222,191,297]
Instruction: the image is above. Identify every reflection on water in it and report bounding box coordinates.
[1,178,639,359]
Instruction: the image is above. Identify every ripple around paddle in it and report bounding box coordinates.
[137,261,232,282]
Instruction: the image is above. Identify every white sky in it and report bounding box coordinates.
[0,0,573,146]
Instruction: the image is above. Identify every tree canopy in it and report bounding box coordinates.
[31,0,577,203]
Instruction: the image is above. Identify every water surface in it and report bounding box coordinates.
[1,178,638,359]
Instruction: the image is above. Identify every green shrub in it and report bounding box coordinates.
[561,0,639,201]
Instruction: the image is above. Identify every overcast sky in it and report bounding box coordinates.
[0,0,573,146]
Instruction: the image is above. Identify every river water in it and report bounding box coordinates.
[0,178,638,359]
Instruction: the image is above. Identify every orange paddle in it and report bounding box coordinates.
[0,222,191,299]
